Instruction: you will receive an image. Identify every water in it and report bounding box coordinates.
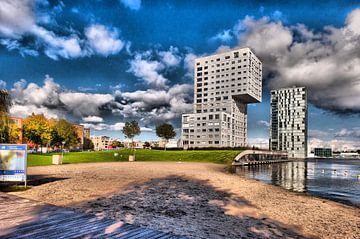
[235,158,360,207]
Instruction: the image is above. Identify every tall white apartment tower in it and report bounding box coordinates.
[270,86,308,158]
[181,47,262,148]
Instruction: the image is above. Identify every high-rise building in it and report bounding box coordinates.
[270,86,308,158]
[181,47,262,148]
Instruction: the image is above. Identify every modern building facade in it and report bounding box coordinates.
[181,47,262,148]
[270,86,308,158]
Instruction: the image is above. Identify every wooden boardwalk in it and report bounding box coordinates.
[0,193,187,239]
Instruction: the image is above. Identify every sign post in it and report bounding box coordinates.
[0,144,27,187]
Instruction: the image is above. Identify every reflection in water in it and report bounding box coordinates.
[235,159,360,207]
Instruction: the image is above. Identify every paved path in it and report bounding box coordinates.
[0,193,187,239]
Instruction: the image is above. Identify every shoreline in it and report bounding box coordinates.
[9,162,360,239]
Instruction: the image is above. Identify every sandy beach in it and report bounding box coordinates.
[11,162,360,239]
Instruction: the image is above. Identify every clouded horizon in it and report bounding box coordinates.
[1,0,359,150]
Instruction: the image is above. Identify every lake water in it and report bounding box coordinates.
[235,159,360,207]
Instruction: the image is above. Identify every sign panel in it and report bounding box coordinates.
[0,144,27,182]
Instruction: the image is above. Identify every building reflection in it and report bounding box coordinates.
[236,160,307,192]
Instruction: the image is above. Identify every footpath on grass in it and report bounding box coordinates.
[27,149,241,167]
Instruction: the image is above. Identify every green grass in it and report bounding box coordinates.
[27,149,241,167]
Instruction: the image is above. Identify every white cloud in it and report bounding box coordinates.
[334,127,360,138]
[309,138,360,151]
[211,29,233,43]
[0,80,6,89]
[120,0,141,11]
[158,46,181,67]
[248,137,269,149]
[85,24,124,56]
[10,104,62,119]
[82,115,104,123]
[10,75,114,118]
[128,51,168,88]
[183,52,197,78]
[0,0,35,38]
[0,1,127,59]
[257,120,270,127]
[230,8,360,113]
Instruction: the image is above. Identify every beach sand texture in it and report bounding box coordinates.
[11,162,360,239]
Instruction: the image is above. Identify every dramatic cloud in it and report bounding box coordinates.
[119,0,141,11]
[158,46,182,67]
[128,47,182,88]
[85,24,124,56]
[31,25,83,60]
[0,0,35,38]
[10,75,114,118]
[225,8,360,114]
[82,116,104,123]
[0,1,126,59]
[128,51,167,87]
[114,83,193,123]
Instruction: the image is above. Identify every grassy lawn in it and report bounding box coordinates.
[27,149,241,167]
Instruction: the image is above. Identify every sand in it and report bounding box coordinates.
[11,162,360,239]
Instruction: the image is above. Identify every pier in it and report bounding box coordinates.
[232,150,289,166]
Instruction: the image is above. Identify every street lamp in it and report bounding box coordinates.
[62,141,65,159]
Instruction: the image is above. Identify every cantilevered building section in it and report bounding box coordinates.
[270,87,308,158]
[181,47,262,148]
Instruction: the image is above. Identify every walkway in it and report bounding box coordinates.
[0,192,186,239]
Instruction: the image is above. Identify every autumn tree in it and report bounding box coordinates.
[156,123,176,150]
[0,90,12,143]
[51,119,80,148]
[122,121,141,155]
[23,114,52,151]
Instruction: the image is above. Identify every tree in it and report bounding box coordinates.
[51,119,80,148]
[144,141,151,148]
[122,121,141,155]
[111,140,124,148]
[0,90,12,143]
[83,138,94,150]
[156,123,176,150]
[23,114,52,152]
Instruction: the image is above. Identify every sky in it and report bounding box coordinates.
[0,0,359,150]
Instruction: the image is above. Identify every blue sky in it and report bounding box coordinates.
[0,0,359,150]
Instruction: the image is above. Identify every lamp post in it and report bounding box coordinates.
[62,141,65,159]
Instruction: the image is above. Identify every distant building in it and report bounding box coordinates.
[181,47,262,148]
[84,128,90,141]
[91,136,114,151]
[314,148,332,158]
[73,124,91,149]
[10,117,23,144]
[269,86,308,158]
